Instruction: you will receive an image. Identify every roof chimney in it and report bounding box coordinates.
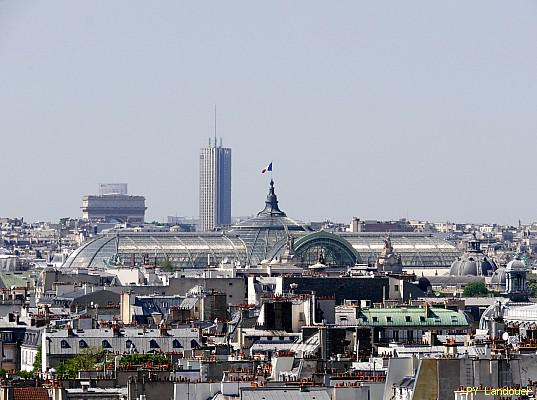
[112,321,121,337]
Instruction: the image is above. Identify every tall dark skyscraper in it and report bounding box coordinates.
[199,138,232,231]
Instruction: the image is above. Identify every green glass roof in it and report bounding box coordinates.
[353,307,469,327]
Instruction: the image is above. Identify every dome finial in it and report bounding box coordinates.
[258,179,286,216]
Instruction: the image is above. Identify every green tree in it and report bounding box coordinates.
[158,259,175,272]
[56,348,106,379]
[33,345,42,373]
[118,353,168,367]
[527,279,537,297]
[463,282,489,297]
[16,370,33,379]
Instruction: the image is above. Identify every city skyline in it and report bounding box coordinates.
[1,3,537,396]
[1,2,536,224]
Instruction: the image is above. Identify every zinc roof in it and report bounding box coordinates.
[351,307,469,327]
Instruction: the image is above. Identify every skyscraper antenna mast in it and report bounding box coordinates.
[214,104,217,147]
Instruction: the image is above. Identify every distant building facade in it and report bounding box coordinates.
[81,184,146,224]
[349,217,415,233]
[199,138,231,231]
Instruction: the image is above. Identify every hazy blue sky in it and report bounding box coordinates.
[1,1,536,225]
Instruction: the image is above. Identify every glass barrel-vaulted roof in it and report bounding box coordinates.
[227,179,310,263]
[63,181,460,270]
[266,232,461,268]
[63,232,249,269]
[64,180,309,269]
[340,232,461,268]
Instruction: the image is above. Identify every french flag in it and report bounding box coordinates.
[261,162,273,174]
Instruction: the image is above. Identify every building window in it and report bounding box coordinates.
[420,316,426,323]
[405,316,412,322]
[61,340,70,349]
[228,282,233,286]
[372,316,378,323]
[386,316,393,323]
[149,340,160,349]
[79,340,88,349]
[172,340,183,349]
[126,340,135,350]
[102,340,112,349]
[394,285,399,292]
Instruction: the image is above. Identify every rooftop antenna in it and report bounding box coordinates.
[214,104,217,148]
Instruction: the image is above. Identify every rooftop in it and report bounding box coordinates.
[338,306,470,327]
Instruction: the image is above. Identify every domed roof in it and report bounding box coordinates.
[450,256,495,276]
[417,277,432,292]
[490,267,506,285]
[228,179,310,264]
[231,179,308,231]
[506,258,525,271]
[449,237,496,277]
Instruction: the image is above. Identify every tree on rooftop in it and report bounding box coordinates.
[119,353,168,367]
[56,348,106,379]
[158,259,175,272]
[527,278,537,297]
[16,370,33,379]
[463,282,489,297]
[32,345,42,373]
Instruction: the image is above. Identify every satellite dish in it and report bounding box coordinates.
[502,332,509,341]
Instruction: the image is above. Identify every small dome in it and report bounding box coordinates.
[462,260,478,276]
[450,235,496,277]
[450,259,495,276]
[417,277,432,292]
[506,259,525,271]
[490,267,506,285]
[449,255,496,277]
[449,259,462,275]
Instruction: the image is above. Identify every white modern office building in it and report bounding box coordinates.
[199,138,232,231]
